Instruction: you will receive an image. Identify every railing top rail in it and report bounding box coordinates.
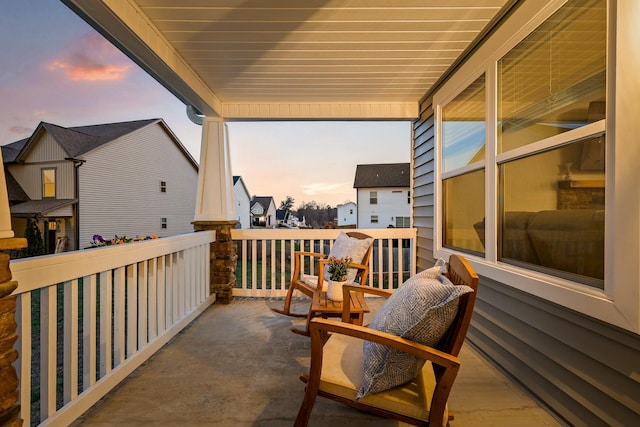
[231,227,416,240]
[11,231,215,294]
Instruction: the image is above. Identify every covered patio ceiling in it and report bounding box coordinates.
[62,0,513,120]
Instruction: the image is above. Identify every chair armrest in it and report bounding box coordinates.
[294,251,327,259]
[308,317,460,371]
[340,284,391,323]
[292,252,328,280]
[342,284,392,299]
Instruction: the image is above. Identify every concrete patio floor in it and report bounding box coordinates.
[72,298,564,427]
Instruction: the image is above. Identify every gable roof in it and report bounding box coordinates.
[5,170,29,203]
[353,163,410,188]
[251,196,275,212]
[3,119,198,169]
[233,175,250,198]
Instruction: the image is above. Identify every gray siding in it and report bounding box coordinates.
[414,96,640,427]
[78,123,197,248]
[469,278,640,426]
[412,100,436,271]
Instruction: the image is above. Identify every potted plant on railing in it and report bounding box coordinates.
[326,256,352,301]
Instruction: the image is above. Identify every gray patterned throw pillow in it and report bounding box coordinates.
[357,273,474,399]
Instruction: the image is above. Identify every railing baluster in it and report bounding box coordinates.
[177,250,185,318]
[126,264,138,357]
[40,286,57,422]
[172,252,179,322]
[83,275,97,390]
[99,270,112,376]
[148,258,157,341]
[138,261,148,348]
[113,266,126,367]
[157,256,166,334]
[63,279,79,404]
[16,292,32,427]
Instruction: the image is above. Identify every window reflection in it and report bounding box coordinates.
[442,74,485,172]
[498,0,606,153]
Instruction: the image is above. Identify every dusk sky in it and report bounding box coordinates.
[0,1,411,208]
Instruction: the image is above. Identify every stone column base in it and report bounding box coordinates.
[0,238,27,427]
[193,220,238,304]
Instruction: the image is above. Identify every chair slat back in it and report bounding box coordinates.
[345,232,373,286]
[437,255,479,357]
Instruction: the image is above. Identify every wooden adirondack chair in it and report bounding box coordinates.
[294,254,479,427]
[271,231,373,318]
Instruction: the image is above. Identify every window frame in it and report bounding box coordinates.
[369,191,378,205]
[432,0,640,333]
[42,167,56,198]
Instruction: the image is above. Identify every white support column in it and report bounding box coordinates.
[193,118,236,222]
[0,148,14,238]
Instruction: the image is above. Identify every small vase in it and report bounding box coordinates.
[327,280,346,302]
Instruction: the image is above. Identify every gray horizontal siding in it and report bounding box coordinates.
[469,278,640,426]
[412,100,435,271]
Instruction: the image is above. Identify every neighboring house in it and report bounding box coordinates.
[232,176,251,229]
[275,209,306,228]
[275,209,288,227]
[336,201,357,227]
[250,196,276,228]
[353,163,411,229]
[3,119,198,252]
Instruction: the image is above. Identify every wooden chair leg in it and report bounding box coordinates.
[272,281,308,317]
[294,388,317,427]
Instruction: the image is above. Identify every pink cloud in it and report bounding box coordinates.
[47,34,131,81]
[8,125,31,135]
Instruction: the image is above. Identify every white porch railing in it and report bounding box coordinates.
[231,228,417,297]
[10,231,215,427]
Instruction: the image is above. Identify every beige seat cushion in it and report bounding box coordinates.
[300,274,327,291]
[319,333,447,424]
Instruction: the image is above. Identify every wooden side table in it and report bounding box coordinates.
[291,289,370,336]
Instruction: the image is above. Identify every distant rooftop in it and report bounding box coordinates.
[353,163,410,188]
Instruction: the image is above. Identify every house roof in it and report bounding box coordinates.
[5,170,29,203]
[9,199,77,217]
[251,196,275,212]
[353,163,410,188]
[3,119,198,169]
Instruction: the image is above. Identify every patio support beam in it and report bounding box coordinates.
[193,118,238,304]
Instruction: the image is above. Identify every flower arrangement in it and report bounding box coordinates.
[326,255,352,282]
[91,234,159,247]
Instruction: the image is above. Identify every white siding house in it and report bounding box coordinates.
[250,196,276,228]
[233,175,251,229]
[353,163,411,229]
[336,201,357,227]
[4,119,198,251]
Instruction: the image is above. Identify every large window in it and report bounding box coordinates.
[498,0,606,153]
[42,168,56,198]
[437,0,606,286]
[442,74,486,173]
[441,74,486,253]
[443,169,485,254]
